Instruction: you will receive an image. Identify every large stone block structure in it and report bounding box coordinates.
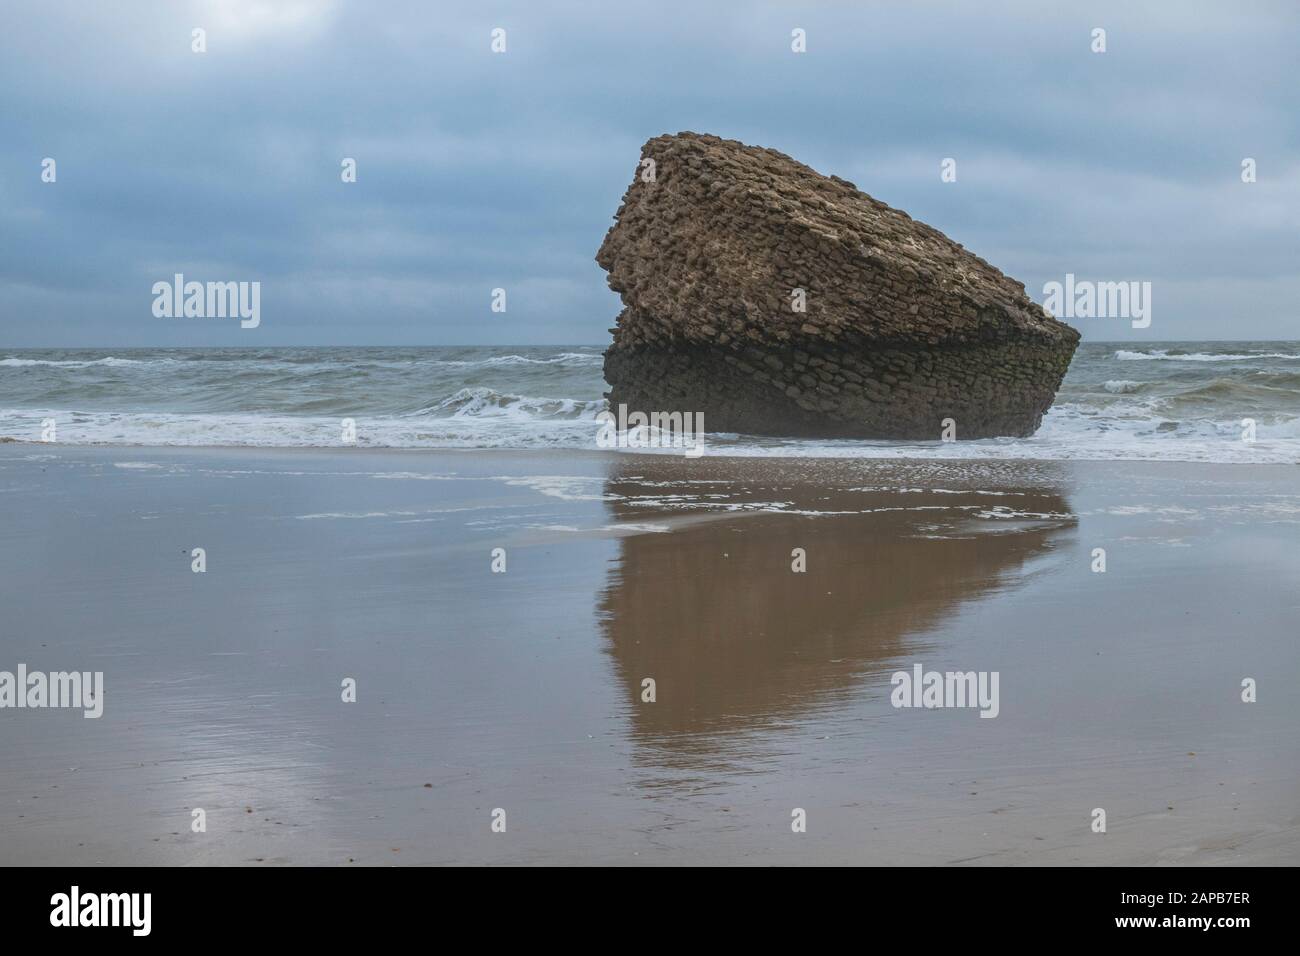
[596,132,1079,439]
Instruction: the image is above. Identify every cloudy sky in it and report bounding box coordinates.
[2,0,1297,346]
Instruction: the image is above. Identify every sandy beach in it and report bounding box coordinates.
[1,443,1296,865]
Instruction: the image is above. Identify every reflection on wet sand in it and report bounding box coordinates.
[597,457,1075,765]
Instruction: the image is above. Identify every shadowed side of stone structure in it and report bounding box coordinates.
[603,330,1074,439]
[596,132,1080,440]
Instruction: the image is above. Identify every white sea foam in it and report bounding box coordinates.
[432,352,604,368]
[1,402,1296,463]
[1103,380,1144,393]
[1115,349,1300,362]
[2,344,1298,464]
[420,387,604,421]
[0,356,145,368]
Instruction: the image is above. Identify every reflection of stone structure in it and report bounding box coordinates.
[597,132,1080,439]
[597,459,1074,746]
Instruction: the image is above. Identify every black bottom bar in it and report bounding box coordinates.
[4,866,1282,942]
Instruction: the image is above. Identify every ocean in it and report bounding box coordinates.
[1,341,1298,463]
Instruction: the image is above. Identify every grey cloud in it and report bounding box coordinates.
[1,0,1296,346]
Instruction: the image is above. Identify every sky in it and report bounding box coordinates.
[1,0,1297,347]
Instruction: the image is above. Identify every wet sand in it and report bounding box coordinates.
[1,445,1297,865]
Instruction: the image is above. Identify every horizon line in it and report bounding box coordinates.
[4,338,1300,350]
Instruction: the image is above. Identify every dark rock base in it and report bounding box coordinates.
[604,338,1076,440]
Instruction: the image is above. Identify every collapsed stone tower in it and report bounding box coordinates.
[596,132,1079,440]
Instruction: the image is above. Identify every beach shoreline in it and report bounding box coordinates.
[1,444,1297,865]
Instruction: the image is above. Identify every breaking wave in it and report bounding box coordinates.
[1115,349,1300,362]
[1,343,1297,462]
